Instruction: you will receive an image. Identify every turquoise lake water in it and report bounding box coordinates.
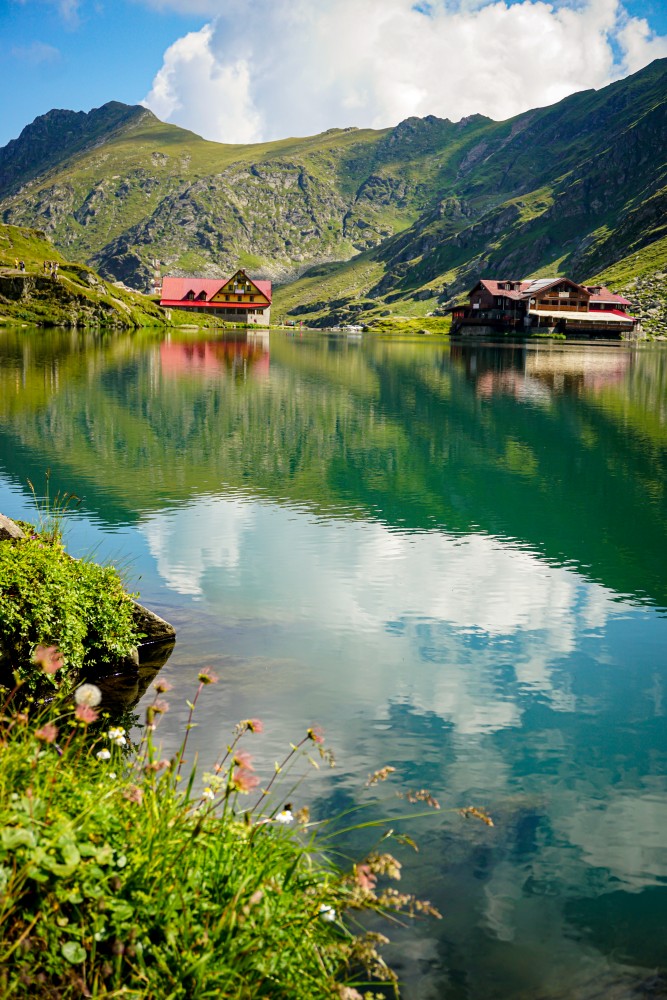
[0,328,666,998]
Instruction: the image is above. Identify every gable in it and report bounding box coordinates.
[211,269,271,304]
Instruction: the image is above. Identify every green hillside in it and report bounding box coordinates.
[0,224,165,328]
[1,59,666,329]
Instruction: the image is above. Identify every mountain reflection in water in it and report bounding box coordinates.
[0,329,666,999]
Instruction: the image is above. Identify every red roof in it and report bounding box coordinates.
[473,279,530,300]
[160,271,272,306]
[472,278,631,307]
[585,285,632,306]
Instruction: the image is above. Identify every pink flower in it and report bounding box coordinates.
[355,863,378,893]
[123,785,143,804]
[244,718,263,733]
[198,667,219,685]
[307,726,324,744]
[75,704,99,724]
[35,722,58,744]
[153,678,173,693]
[232,767,260,793]
[233,748,254,769]
[33,645,63,675]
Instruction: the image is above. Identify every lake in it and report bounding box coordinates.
[1,327,666,999]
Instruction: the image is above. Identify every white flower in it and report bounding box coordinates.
[319,904,336,922]
[108,726,126,746]
[202,787,215,801]
[74,684,102,708]
[96,749,111,761]
[275,809,294,825]
[109,772,117,779]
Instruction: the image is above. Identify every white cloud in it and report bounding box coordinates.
[141,0,667,143]
[139,494,628,734]
[11,41,61,64]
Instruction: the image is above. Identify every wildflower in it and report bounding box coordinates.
[153,678,173,693]
[307,726,324,744]
[275,809,294,825]
[109,772,117,779]
[123,785,143,804]
[35,722,58,744]
[295,805,310,825]
[201,787,215,801]
[96,749,111,761]
[108,726,126,747]
[197,667,218,685]
[244,718,263,733]
[33,645,63,675]
[74,684,102,708]
[354,863,378,894]
[232,767,260,793]
[75,704,99,724]
[318,904,336,922]
[233,748,254,769]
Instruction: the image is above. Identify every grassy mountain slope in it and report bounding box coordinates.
[0,224,165,328]
[1,59,666,328]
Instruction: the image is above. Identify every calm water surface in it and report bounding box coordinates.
[1,328,666,998]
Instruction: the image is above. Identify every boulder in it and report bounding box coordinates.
[0,514,26,541]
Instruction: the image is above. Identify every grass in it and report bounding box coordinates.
[0,661,460,999]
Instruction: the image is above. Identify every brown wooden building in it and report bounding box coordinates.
[452,277,637,338]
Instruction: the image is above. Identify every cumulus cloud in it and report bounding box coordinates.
[141,0,667,143]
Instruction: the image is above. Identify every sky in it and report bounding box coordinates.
[0,0,666,149]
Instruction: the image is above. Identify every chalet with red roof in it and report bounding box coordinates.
[160,269,271,326]
[451,277,637,338]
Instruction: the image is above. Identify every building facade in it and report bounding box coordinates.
[452,277,637,337]
[160,270,271,326]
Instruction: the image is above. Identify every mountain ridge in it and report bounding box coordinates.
[1,59,666,328]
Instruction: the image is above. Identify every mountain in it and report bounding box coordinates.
[1,59,666,328]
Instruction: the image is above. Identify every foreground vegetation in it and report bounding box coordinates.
[0,652,454,997]
[0,503,140,694]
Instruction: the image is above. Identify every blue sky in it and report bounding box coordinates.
[1,0,666,148]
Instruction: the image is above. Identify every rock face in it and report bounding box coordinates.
[132,601,177,650]
[0,514,25,541]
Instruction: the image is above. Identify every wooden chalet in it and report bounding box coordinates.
[160,270,271,326]
[451,277,636,338]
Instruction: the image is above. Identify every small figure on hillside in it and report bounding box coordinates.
[14,258,19,270]
[43,260,49,273]
[53,262,59,279]
[19,260,25,272]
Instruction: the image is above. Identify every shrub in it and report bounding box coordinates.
[0,665,457,999]
[0,533,140,693]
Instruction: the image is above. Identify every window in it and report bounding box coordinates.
[250,295,255,302]
[237,295,242,302]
